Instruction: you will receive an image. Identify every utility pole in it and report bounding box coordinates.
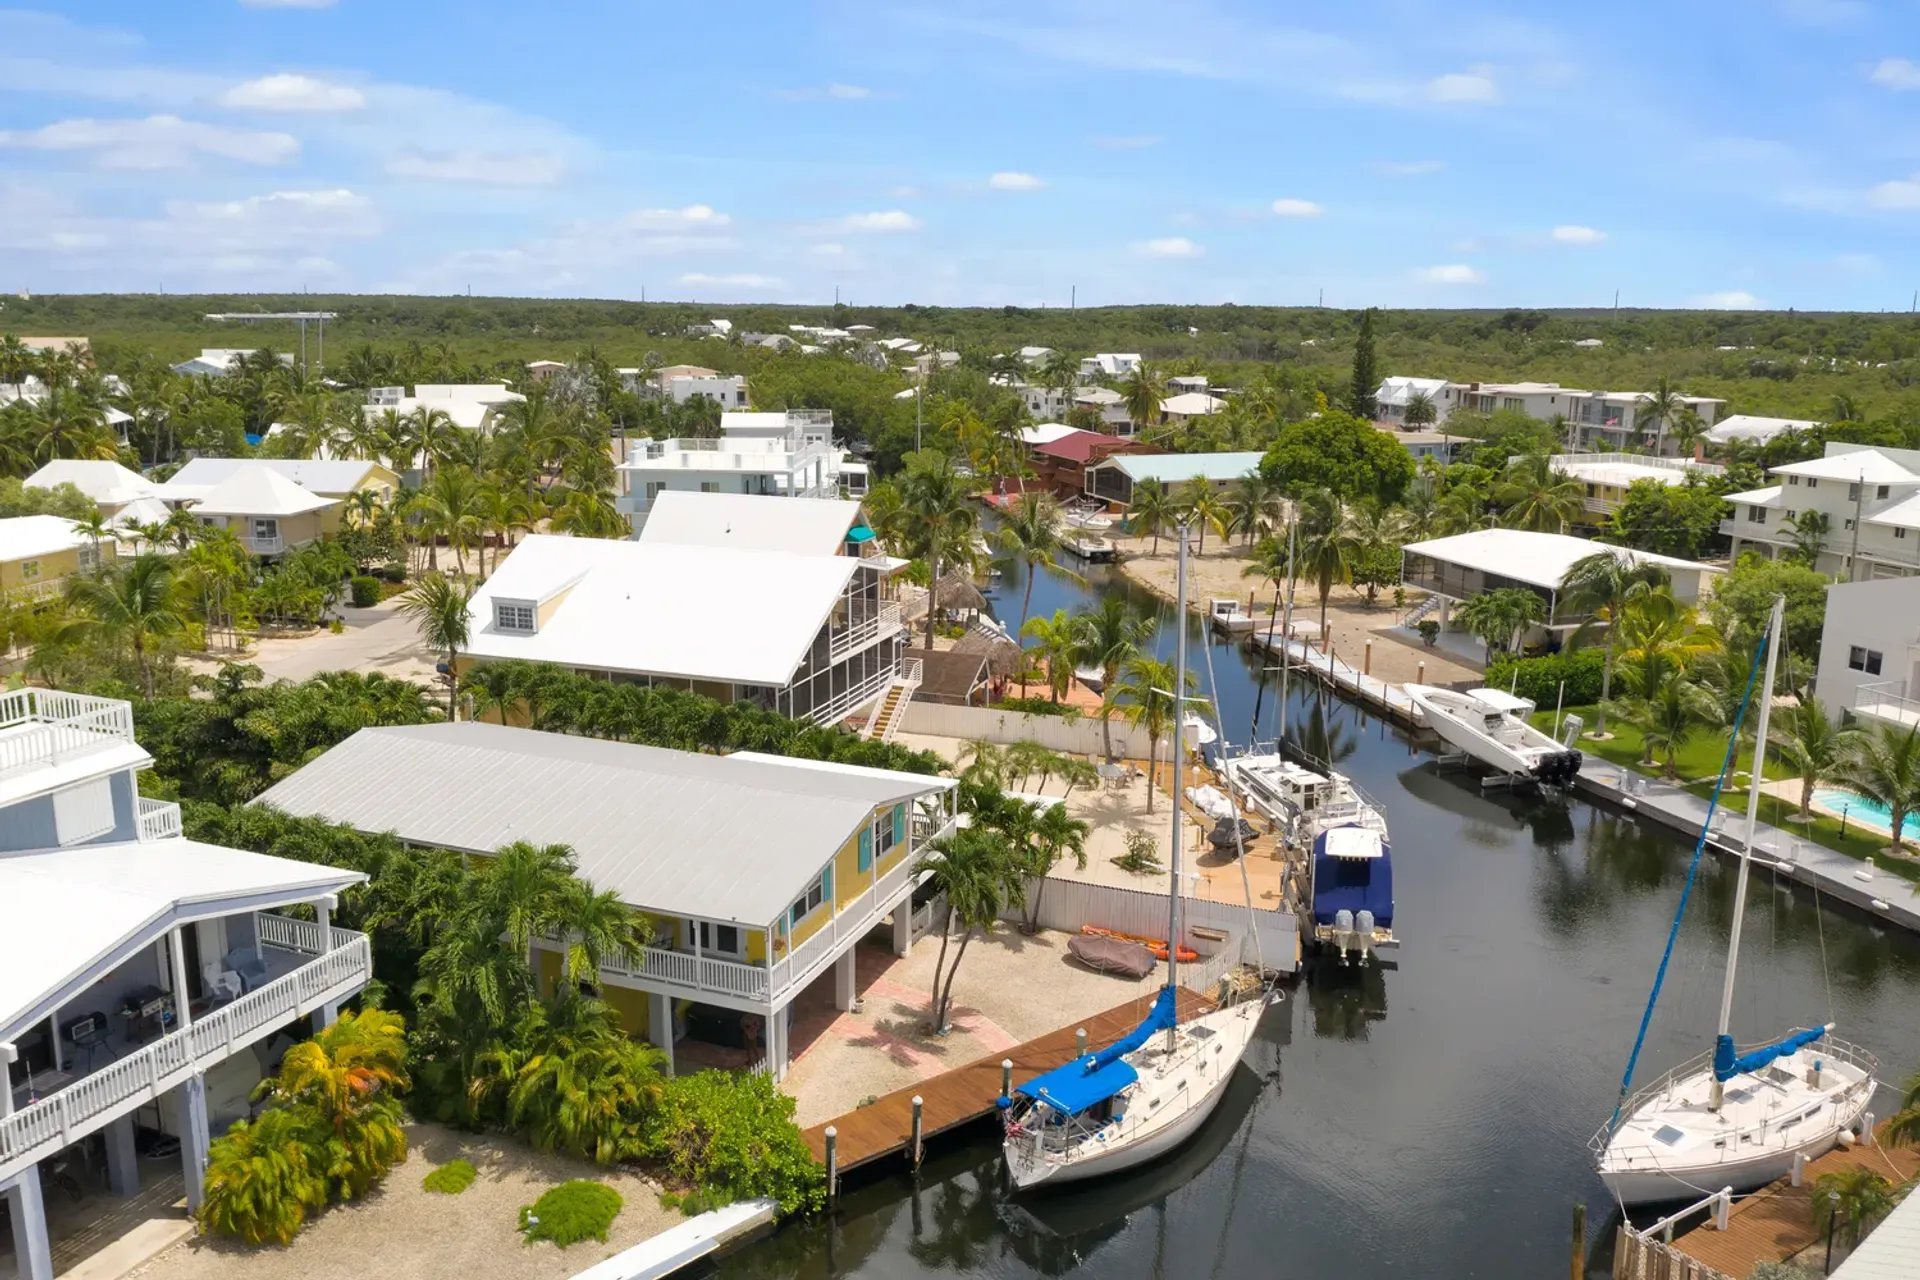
[1070,285,1075,313]
[1849,474,1865,581]
[1613,289,1619,311]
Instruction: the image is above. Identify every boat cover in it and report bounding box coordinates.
[1014,987,1177,1115]
[1713,1025,1828,1082]
[1311,825,1394,927]
[1068,934,1157,978]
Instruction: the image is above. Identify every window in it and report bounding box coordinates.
[1849,483,1861,500]
[495,601,535,632]
[1788,475,1800,486]
[1879,485,1891,499]
[19,559,40,581]
[252,518,279,542]
[1845,519,1855,531]
[644,481,665,504]
[788,872,827,927]
[1502,397,1523,411]
[1808,478,1820,489]
[687,920,744,958]
[700,481,720,493]
[1899,528,1910,540]
[1848,647,1884,675]
[1784,509,1797,520]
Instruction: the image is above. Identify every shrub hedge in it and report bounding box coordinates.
[520,1181,622,1247]
[1482,647,1608,707]
[349,575,381,607]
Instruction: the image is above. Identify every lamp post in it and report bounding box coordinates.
[1824,1189,1840,1274]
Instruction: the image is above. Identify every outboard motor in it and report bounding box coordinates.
[1355,909,1375,963]
[1334,908,1355,963]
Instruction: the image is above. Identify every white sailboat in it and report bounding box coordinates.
[1404,684,1583,784]
[1592,596,1877,1204]
[1000,522,1274,1191]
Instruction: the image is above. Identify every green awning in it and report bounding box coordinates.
[847,525,877,543]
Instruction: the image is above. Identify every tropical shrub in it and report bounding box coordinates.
[197,1107,330,1245]
[994,696,1071,718]
[1483,648,1609,708]
[258,1009,411,1201]
[641,1070,826,1216]
[520,1180,623,1247]
[422,1159,477,1194]
[349,575,381,607]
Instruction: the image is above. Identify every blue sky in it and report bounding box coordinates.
[1,0,1918,309]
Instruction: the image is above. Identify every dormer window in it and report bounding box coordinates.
[495,600,536,633]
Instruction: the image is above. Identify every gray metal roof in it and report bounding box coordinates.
[250,723,947,926]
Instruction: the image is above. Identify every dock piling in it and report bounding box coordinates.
[910,1096,924,1168]
[1075,1028,1086,1058]
[1001,1058,1013,1098]
[1416,661,1425,684]
[824,1126,838,1207]
[1569,1202,1584,1280]
[1363,638,1372,675]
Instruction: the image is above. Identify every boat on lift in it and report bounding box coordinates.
[1404,685,1583,785]
[1063,500,1114,532]
[1207,598,1263,635]
[1000,522,1275,1190]
[1223,753,1388,844]
[1592,596,1877,1204]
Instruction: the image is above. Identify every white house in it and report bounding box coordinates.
[1722,443,1920,580]
[662,374,748,408]
[364,383,524,433]
[23,461,159,519]
[1703,414,1820,449]
[160,464,340,558]
[0,687,371,1280]
[1073,386,1131,431]
[1018,346,1055,367]
[463,516,910,728]
[1159,391,1226,425]
[252,723,957,1082]
[1079,353,1142,380]
[616,410,840,534]
[1390,375,1726,454]
[1813,576,1920,730]
[1374,376,1466,426]
[169,349,284,377]
[1548,453,1725,520]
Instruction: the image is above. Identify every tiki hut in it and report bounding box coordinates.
[953,625,1025,680]
[931,569,990,620]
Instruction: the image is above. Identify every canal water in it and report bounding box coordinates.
[718,554,1920,1279]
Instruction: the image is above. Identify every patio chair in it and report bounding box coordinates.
[201,962,243,1006]
[224,947,268,993]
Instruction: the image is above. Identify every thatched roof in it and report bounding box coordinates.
[932,570,989,615]
[912,648,990,704]
[953,625,1025,677]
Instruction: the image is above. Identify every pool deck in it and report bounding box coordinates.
[1571,758,1920,936]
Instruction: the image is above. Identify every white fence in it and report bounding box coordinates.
[1014,875,1296,974]
[137,797,183,841]
[0,688,136,776]
[897,702,1175,761]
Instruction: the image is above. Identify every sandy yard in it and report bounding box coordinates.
[183,605,441,686]
[1110,531,1481,686]
[779,928,1165,1128]
[133,1125,681,1280]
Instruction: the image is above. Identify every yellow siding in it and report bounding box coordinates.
[876,805,909,878]
[0,545,83,593]
[745,927,769,964]
[535,946,563,998]
[788,900,831,948]
[834,829,867,912]
[600,983,651,1039]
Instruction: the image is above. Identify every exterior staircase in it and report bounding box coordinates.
[1400,593,1444,630]
[864,658,924,743]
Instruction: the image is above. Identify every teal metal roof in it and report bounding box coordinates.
[1091,452,1267,486]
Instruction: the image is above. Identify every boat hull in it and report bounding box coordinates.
[1599,1106,1868,1205]
[1406,685,1582,782]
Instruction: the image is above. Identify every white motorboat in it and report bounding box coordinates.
[1404,684,1583,785]
[1592,596,1877,1204]
[1207,598,1262,635]
[1001,520,1274,1190]
[1065,532,1116,562]
[1063,501,1114,532]
[1222,753,1388,844]
[1074,665,1105,693]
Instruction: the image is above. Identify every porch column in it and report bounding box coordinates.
[175,1073,210,1213]
[3,1169,53,1280]
[834,948,857,1013]
[168,926,193,1030]
[0,1043,14,1120]
[315,897,339,1028]
[104,1114,140,1197]
[46,1010,61,1073]
[647,993,674,1077]
[892,901,912,957]
[771,1005,790,1082]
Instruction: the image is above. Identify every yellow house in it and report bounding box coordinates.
[250,722,961,1080]
[0,516,118,598]
[169,464,343,558]
[162,458,400,506]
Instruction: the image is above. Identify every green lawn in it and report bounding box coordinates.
[1528,706,1920,885]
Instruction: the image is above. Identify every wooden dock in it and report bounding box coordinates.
[1246,631,1421,728]
[801,987,1214,1173]
[1670,1123,1920,1275]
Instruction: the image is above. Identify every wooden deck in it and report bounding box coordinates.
[1673,1123,1920,1275]
[802,987,1213,1173]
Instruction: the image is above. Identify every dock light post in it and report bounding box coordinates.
[823,1127,838,1207]
[1841,803,1850,838]
[1824,1189,1840,1274]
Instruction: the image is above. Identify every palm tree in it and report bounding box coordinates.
[1126,478,1177,553]
[1609,669,1724,779]
[991,492,1082,648]
[1110,654,1206,813]
[404,404,458,481]
[71,508,113,573]
[1453,587,1546,659]
[1402,389,1438,431]
[1020,803,1092,932]
[918,828,1025,1033]
[1810,1166,1896,1249]
[1888,1069,1920,1148]
[418,468,485,576]
[267,1008,410,1199]
[1020,609,1079,704]
[1120,362,1166,436]
[398,572,472,719]
[1072,597,1155,762]
[551,877,651,983]
[1184,478,1228,554]
[1496,453,1585,533]
[1343,498,1404,607]
[1560,550,1671,735]
[1295,489,1356,637]
[60,553,190,696]
[1437,483,1491,534]
[1669,405,1707,458]
[1225,472,1282,546]
[503,1007,664,1165]
[1241,534,1291,632]
[1637,375,1686,453]
[897,450,979,650]
[1838,722,1920,855]
[1830,392,1863,425]
[1771,698,1859,821]
[1785,509,1830,569]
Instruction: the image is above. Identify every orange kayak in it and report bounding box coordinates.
[1080,924,1199,964]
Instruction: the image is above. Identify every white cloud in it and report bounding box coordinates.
[779,83,873,101]
[1413,264,1486,285]
[1427,67,1498,103]
[1377,159,1444,175]
[988,171,1044,192]
[1270,198,1322,218]
[220,73,364,111]
[1093,134,1161,150]
[617,205,732,231]
[169,188,376,235]
[1136,236,1202,259]
[1551,224,1606,245]
[810,243,846,257]
[0,115,297,168]
[384,148,565,186]
[1869,57,1920,89]
[679,272,781,288]
[1868,175,1920,208]
[1692,290,1763,309]
[836,210,922,233]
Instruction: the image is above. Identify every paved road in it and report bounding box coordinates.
[193,606,441,686]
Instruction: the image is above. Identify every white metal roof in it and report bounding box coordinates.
[1704,413,1818,444]
[1074,387,1123,405]
[0,838,364,1039]
[24,460,158,506]
[180,464,338,517]
[1830,1182,1920,1279]
[466,534,859,686]
[0,515,91,563]
[1402,530,1709,592]
[637,491,861,555]
[1549,455,1719,489]
[1020,423,1080,447]
[1092,452,1268,486]
[252,723,944,926]
[165,457,387,495]
[1723,485,1784,506]
[1867,492,1920,530]
[410,383,524,404]
[1773,448,1920,484]
[1160,392,1224,416]
[1374,375,1455,406]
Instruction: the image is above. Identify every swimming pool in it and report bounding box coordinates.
[1812,787,1920,840]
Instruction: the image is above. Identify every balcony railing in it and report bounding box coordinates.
[137,797,182,841]
[827,601,906,663]
[0,689,136,776]
[1855,679,1920,728]
[806,664,896,728]
[0,916,371,1186]
[246,535,286,556]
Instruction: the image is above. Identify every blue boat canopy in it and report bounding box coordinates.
[1714,1025,1829,1083]
[1013,987,1176,1114]
[1310,825,1393,927]
[847,525,877,543]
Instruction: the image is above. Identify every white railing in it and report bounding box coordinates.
[0,920,371,1185]
[769,853,919,997]
[608,945,771,1001]
[1855,679,1920,726]
[805,665,894,728]
[0,688,136,776]
[898,656,923,688]
[247,535,286,556]
[255,912,349,955]
[137,797,182,842]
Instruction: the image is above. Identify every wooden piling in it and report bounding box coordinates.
[824,1126,838,1207]
[1570,1201,1585,1280]
[910,1096,924,1168]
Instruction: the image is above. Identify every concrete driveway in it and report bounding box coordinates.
[188,605,442,686]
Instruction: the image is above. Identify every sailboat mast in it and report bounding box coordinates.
[1277,518,1296,745]
[1167,520,1188,1033]
[1713,594,1786,1078]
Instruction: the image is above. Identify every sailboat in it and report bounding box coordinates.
[1592,595,1878,1204]
[999,522,1276,1191]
